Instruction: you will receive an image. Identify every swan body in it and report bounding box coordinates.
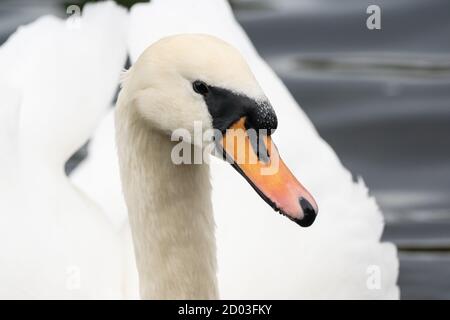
[0,2,134,299]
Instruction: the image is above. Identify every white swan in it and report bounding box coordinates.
[75,0,399,299]
[0,0,399,299]
[0,2,137,299]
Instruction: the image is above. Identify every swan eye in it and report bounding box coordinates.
[193,80,209,96]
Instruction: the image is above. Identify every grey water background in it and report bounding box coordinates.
[1,0,449,299]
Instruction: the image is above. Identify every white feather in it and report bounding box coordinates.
[0,1,137,299]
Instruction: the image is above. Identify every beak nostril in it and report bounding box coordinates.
[296,197,317,227]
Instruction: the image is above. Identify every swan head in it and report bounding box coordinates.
[119,34,318,227]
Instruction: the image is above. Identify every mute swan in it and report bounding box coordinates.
[0,2,136,299]
[0,0,400,299]
[75,0,398,299]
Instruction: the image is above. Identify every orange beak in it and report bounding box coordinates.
[218,118,318,227]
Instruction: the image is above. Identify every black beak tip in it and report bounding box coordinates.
[295,198,317,227]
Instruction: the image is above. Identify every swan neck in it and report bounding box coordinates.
[116,107,218,299]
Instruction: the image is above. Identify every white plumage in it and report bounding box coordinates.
[0,2,137,299]
[1,0,399,299]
